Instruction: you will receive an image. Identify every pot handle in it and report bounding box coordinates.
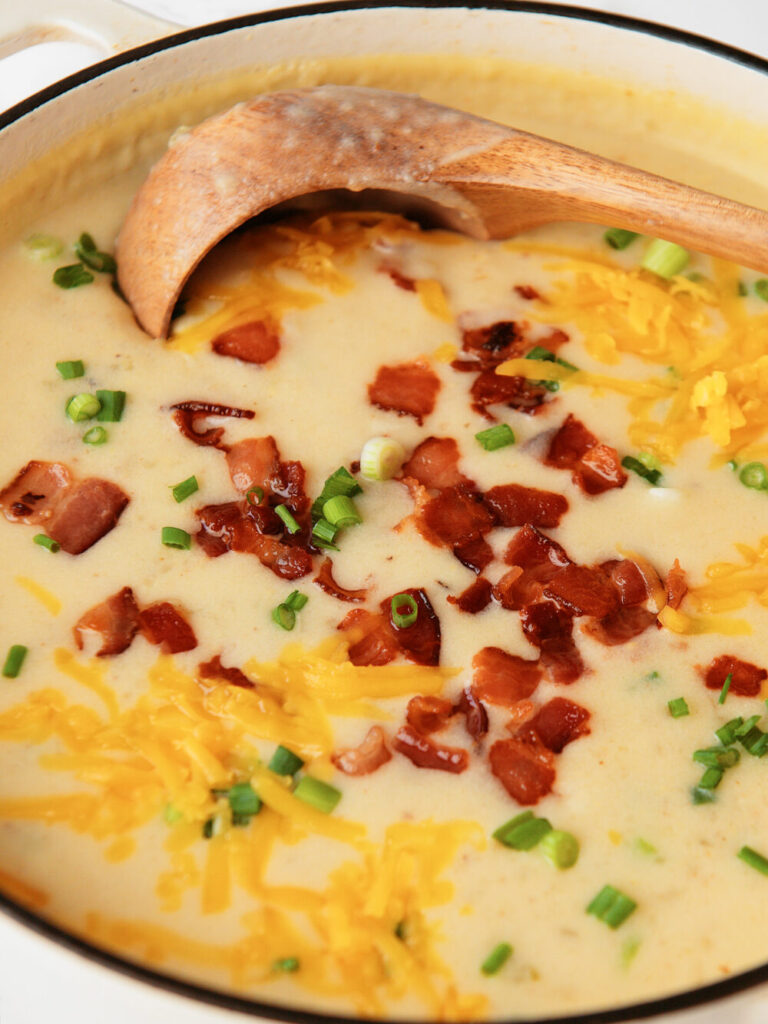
[0,0,177,63]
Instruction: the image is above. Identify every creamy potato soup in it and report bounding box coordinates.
[3,55,768,1023]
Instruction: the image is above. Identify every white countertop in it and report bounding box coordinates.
[0,2,767,1023]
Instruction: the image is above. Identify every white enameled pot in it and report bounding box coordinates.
[1,3,768,1023]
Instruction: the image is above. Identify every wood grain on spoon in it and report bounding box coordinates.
[116,85,768,339]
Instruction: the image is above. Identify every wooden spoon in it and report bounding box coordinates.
[116,85,768,338]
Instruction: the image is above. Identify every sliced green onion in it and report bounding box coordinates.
[524,345,566,392]
[83,426,108,446]
[738,845,768,875]
[74,232,117,274]
[644,670,661,682]
[480,942,513,976]
[33,533,59,553]
[53,263,93,289]
[273,957,300,973]
[311,467,362,522]
[272,604,296,631]
[268,745,305,776]
[739,461,768,491]
[293,776,341,814]
[275,504,300,535]
[172,475,199,503]
[668,697,690,718]
[739,726,768,757]
[475,424,515,451]
[727,460,738,471]
[587,885,637,929]
[734,715,761,737]
[693,746,740,769]
[539,829,579,869]
[604,227,639,250]
[493,811,552,851]
[96,389,126,422]
[390,593,418,629]
[2,645,28,678]
[718,672,733,705]
[227,781,261,820]
[360,436,406,480]
[284,590,308,612]
[621,936,642,968]
[202,814,225,839]
[311,518,339,549]
[692,785,717,805]
[323,495,362,528]
[698,766,723,790]
[246,486,264,506]
[24,233,63,261]
[641,239,690,279]
[161,526,191,550]
[65,392,101,422]
[715,717,743,746]
[755,280,768,302]
[55,359,85,380]
[622,455,661,486]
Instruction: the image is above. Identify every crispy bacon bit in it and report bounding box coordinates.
[420,486,494,547]
[226,436,280,493]
[488,738,555,805]
[382,266,417,292]
[484,483,568,529]
[665,558,688,611]
[339,608,400,667]
[604,559,649,607]
[384,588,441,666]
[456,687,489,741]
[460,321,526,369]
[194,502,312,579]
[584,605,656,646]
[504,700,537,730]
[198,654,254,689]
[401,437,474,491]
[368,360,440,424]
[452,536,495,574]
[545,413,595,469]
[313,557,367,603]
[332,725,393,775]
[544,414,627,495]
[406,695,455,734]
[0,460,71,523]
[520,601,585,685]
[521,697,591,753]
[702,655,767,697]
[171,400,255,451]
[543,564,619,618]
[248,535,314,580]
[472,646,542,706]
[496,525,571,609]
[74,586,140,657]
[393,724,468,773]
[447,576,493,614]
[47,478,129,555]
[514,285,540,300]
[139,602,197,654]
[339,588,442,667]
[211,319,280,365]
[470,369,547,419]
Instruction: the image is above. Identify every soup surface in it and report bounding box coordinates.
[2,54,768,1022]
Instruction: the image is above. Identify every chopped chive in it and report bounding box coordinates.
[587,885,637,928]
[693,746,740,769]
[622,455,661,486]
[475,424,515,451]
[293,776,341,814]
[734,715,761,737]
[698,766,724,790]
[390,593,418,629]
[323,495,362,528]
[273,957,300,973]
[360,436,406,480]
[739,726,768,757]
[718,672,733,705]
[284,590,308,612]
[83,426,108,446]
[65,392,101,422]
[621,935,642,968]
[636,451,662,472]
[272,604,296,631]
[604,227,639,250]
[33,533,59,553]
[96,389,126,422]
[227,781,261,820]
[715,717,743,746]
[493,811,552,850]
[55,359,84,379]
[668,697,690,718]
[24,233,63,260]
[644,670,661,682]
[161,526,191,550]
[74,232,117,274]
[481,942,513,976]
[311,467,362,522]
[311,518,339,549]
[171,475,199,503]
[524,345,566,392]
[53,263,93,288]
[641,239,690,279]
[275,504,301,534]
[246,486,264,506]
[727,460,738,471]
[738,462,768,491]
[738,845,768,875]
[2,644,28,678]
[755,280,768,302]
[539,829,579,869]
[268,745,305,776]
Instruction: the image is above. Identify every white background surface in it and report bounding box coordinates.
[0,2,767,1023]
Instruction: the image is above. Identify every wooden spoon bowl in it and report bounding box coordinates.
[116,85,768,338]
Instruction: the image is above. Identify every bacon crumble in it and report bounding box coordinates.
[368,361,441,424]
[211,319,280,365]
[170,400,255,451]
[701,655,767,697]
[332,725,393,775]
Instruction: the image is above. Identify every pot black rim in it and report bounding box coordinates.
[1,3,768,1021]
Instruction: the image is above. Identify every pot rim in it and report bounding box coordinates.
[1,3,767,1021]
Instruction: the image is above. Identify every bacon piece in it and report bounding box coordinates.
[420,485,494,547]
[455,687,489,741]
[543,564,619,618]
[472,646,542,706]
[211,319,280,365]
[393,724,468,773]
[249,535,313,580]
[46,478,129,555]
[484,483,568,529]
[340,608,400,667]
[139,602,197,654]
[545,413,595,469]
[514,285,540,300]
[226,437,280,493]
[332,725,392,776]
[171,400,255,451]
[447,576,493,614]
[194,502,312,579]
[74,586,140,657]
[368,361,440,424]
[603,558,649,607]
[470,369,547,418]
[382,266,416,292]
[520,697,591,753]
[269,459,309,517]
[504,699,537,731]
[584,605,657,646]
[665,558,688,611]
[544,414,627,495]
[488,737,555,805]
[520,601,585,684]
[496,524,571,609]
[0,460,71,523]
[406,695,455,734]
[460,321,528,370]
[702,655,767,697]
[452,536,494,574]
[385,588,441,666]
[198,654,254,689]
[401,437,473,491]
[313,557,367,603]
